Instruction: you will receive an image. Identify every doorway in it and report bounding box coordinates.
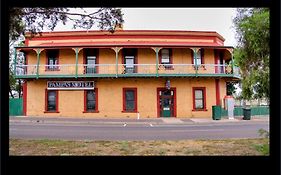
[157,88,176,117]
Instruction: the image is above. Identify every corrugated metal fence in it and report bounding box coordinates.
[9,98,23,116]
[221,105,269,117]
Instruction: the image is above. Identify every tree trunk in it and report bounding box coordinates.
[18,80,22,98]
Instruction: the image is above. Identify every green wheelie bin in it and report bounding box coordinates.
[243,107,251,120]
[212,105,221,120]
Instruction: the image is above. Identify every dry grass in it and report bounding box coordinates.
[9,138,269,156]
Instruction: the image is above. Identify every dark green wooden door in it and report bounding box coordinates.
[159,90,174,117]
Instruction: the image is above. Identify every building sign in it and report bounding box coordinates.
[47,81,94,90]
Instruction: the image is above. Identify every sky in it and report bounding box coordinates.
[53,8,238,46]
[122,8,237,46]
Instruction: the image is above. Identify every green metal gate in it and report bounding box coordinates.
[9,98,23,116]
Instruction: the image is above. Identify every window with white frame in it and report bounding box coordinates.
[193,50,202,65]
[161,49,172,69]
[47,50,59,71]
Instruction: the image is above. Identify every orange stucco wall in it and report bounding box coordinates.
[24,47,230,118]
[26,78,227,118]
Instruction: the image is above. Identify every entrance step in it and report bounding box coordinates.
[161,118,184,124]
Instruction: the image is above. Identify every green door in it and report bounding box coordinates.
[159,90,174,117]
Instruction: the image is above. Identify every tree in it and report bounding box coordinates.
[226,82,236,96]
[233,8,269,100]
[9,40,25,98]
[9,69,16,98]
[9,8,124,40]
[9,8,124,98]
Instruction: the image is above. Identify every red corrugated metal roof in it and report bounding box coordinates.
[25,29,226,41]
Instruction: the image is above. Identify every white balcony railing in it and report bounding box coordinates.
[79,64,117,75]
[15,64,37,76]
[15,64,241,78]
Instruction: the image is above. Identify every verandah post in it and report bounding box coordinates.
[36,49,41,79]
[193,48,198,77]
[151,47,160,77]
[116,47,118,78]
[75,48,79,78]
[156,48,159,77]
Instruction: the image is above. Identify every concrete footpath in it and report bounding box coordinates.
[10,116,269,125]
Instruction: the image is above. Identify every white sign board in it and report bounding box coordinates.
[47,81,94,90]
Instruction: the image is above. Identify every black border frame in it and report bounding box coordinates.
[1,1,280,175]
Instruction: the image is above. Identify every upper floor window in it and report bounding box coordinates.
[84,49,98,74]
[160,49,172,69]
[123,49,137,74]
[46,50,59,71]
[192,49,204,66]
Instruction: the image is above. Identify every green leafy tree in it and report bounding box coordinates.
[9,8,124,98]
[9,8,124,40]
[226,82,236,96]
[9,69,16,98]
[233,8,269,100]
[9,41,25,98]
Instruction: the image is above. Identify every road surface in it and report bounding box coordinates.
[9,118,269,140]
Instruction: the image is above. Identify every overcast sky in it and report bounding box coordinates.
[122,8,237,46]
[53,8,238,46]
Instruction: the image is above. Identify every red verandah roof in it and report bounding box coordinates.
[25,29,225,41]
[20,29,231,48]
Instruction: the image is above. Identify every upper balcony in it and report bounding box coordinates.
[13,29,239,80]
[14,63,241,79]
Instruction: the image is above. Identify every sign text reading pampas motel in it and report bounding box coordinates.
[47,81,94,90]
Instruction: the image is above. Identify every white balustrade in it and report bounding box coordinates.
[15,64,37,75]
[14,63,241,77]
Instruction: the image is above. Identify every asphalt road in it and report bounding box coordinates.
[9,119,269,140]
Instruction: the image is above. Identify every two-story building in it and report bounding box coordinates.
[14,28,240,118]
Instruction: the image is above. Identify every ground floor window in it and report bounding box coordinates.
[84,89,98,112]
[193,87,207,111]
[45,90,59,112]
[123,88,137,112]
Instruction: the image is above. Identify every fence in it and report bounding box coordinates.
[9,98,23,116]
[221,105,269,117]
